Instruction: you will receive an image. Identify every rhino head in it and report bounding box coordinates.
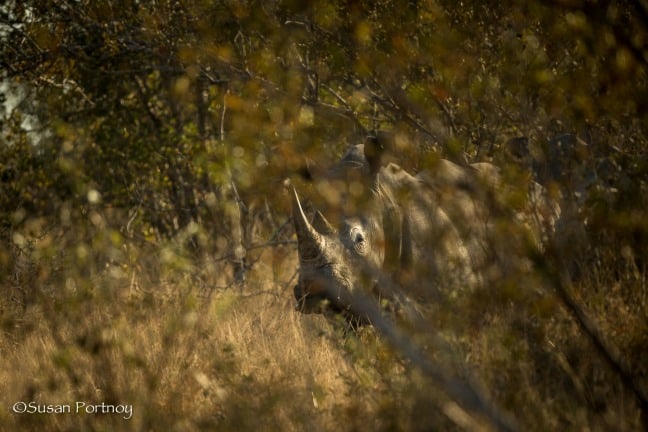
[292,135,398,319]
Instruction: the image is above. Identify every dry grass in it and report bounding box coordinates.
[0,240,645,431]
[0,247,399,431]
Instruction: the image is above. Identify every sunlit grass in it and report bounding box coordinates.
[0,239,644,431]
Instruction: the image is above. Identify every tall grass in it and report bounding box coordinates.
[0,230,645,431]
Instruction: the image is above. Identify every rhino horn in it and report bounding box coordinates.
[312,210,336,235]
[291,188,324,261]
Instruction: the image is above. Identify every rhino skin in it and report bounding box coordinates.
[292,135,560,320]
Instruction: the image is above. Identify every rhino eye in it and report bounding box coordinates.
[350,227,368,255]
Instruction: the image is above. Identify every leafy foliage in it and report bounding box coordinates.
[1,1,646,430]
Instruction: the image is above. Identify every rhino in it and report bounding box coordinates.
[292,134,560,321]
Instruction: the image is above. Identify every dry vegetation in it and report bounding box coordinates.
[1,229,645,431]
[1,0,647,430]
[0,242,406,431]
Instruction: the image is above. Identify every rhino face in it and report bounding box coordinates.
[292,137,392,318]
[291,188,384,317]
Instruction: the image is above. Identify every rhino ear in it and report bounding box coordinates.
[312,210,336,235]
[364,131,389,175]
